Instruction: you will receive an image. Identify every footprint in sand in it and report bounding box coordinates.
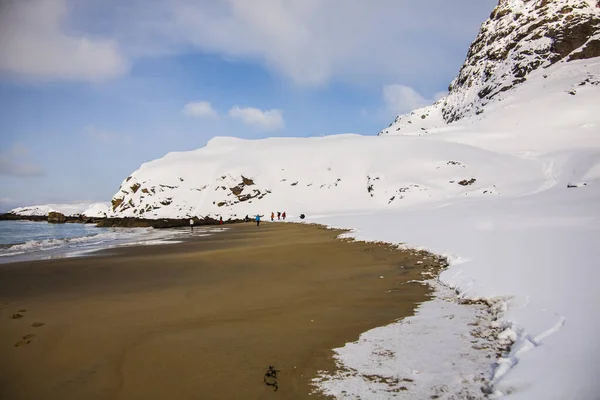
[15,334,36,347]
[11,309,28,319]
[31,322,45,328]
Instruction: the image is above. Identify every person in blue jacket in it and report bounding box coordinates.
[255,214,262,227]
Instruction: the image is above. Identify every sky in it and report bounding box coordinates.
[0,0,497,211]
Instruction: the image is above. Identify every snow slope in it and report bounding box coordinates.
[308,59,600,399]
[9,202,110,218]
[312,170,600,399]
[107,134,541,220]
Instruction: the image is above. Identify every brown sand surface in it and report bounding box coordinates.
[0,222,441,400]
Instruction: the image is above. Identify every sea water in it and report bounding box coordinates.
[0,220,219,264]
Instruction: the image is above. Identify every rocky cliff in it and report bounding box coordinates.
[380,0,600,135]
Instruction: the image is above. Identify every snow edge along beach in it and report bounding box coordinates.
[308,63,600,398]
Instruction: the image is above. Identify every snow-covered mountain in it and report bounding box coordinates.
[379,0,599,135]
[8,202,110,218]
[107,60,598,220]
[107,133,538,219]
[109,0,599,220]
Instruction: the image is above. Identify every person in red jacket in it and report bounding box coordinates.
[271,212,275,221]
[282,211,286,220]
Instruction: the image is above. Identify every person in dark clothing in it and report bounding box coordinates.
[277,211,281,220]
[244,215,249,222]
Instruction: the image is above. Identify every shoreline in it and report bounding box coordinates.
[0,221,239,265]
[0,213,241,228]
[0,222,444,399]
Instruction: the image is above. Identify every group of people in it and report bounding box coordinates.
[242,211,286,227]
[190,210,301,230]
[270,211,286,221]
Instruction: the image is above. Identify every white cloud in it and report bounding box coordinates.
[228,106,284,131]
[0,0,497,85]
[183,101,219,118]
[383,84,432,115]
[185,0,495,86]
[182,101,283,130]
[79,0,496,87]
[0,143,44,177]
[380,85,450,119]
[158,0,495,86]
[434,91,449,101]
[0,0,128,82]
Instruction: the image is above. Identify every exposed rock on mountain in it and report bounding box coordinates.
[106,134,542,220]
[380,0,600,135]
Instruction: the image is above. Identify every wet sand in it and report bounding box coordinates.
[0,222,442,400]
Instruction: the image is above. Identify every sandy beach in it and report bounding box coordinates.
[0,222,441,400]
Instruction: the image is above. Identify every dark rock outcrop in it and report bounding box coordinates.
[0,213,105,224]
[0,213,47,222]
[111,198,124,211]
[458,178,477,186]
[95,217,242,228]
[109,173,267,219]
[48,212,67,224]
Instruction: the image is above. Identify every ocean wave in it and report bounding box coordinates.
[0,228,155,259]
[0,225,218,264]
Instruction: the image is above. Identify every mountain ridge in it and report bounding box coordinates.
[379,0,599,135]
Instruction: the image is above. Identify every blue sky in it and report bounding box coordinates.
[0,0,496,211]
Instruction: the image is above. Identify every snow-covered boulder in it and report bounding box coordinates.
[8,202,110,218]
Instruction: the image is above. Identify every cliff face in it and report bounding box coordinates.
[380,0,600,135]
